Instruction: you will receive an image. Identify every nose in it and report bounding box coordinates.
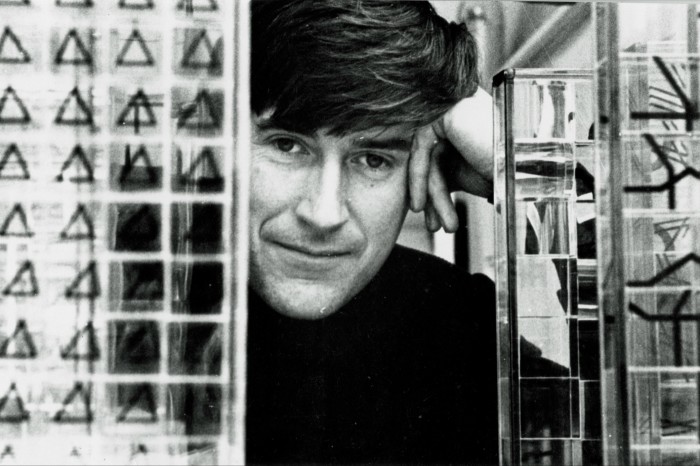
[295,160,350,230]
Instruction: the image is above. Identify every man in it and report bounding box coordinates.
[246,1,496,463]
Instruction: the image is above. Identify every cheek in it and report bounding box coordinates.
[349,175,408,248]
[249,156,301,221]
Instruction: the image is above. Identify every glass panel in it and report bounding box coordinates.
[494,69,598,465]
[597,3,700,465]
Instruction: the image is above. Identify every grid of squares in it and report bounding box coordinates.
[0,1,238,464]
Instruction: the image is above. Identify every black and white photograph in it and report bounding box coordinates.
[0,1,697,465]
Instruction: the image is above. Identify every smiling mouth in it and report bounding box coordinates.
[272,241,353,258]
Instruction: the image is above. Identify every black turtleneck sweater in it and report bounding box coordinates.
[246,245,498,464]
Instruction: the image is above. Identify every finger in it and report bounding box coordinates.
[428,149,459,233]
[424,199,441,233]
[409,125,439,212]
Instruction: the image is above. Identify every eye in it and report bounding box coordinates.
[350,152,396,180]
[365,153,386,169]
[273,137,303,153]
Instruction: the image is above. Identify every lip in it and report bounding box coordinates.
[271,240,353,258]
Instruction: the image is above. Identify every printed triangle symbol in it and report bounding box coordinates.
[0,205,33,238]
[53,382,92,423]
[116,384,157,422]
[60,204,95,240]
[0,383,29,422]
[65,262,100,299]
[116,89,157,134]
[116,30,155,67]
[2,262,38,297]
[178,147,222,190]
[0,86,31,124]
[55,145,94,183]
[177,0,217,12]
[60,321,99,361]
[0,27,31,64]
[181,30,220,70]
[54,29,92,67]
[0,144,30,180]
[118,0,153,8]
[177,90,220,130]
[131,444,149,461]
[54,88,94,127]
[0,320,37,359]
[119,145,157,186]
[0,445,13,460]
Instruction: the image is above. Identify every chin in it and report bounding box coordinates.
[255,281,352,320]
[249,255,373,320]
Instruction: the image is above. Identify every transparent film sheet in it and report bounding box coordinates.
[0,1,248,464]
[596,3,700,466]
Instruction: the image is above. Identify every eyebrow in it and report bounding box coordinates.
[253,115,413,152]
[351,136,413,152]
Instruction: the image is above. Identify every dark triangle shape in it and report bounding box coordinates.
[117,205,159,248]
[0,86,31,124]
[54,29,92,67]
[0,320,37,359]
[0,446,14,460]
[0,27,31,64]
[56,0,93,7]
[0,204,33,238]
[118,145,157,187]
[0,144,30,180]
[60,321,99,361]
[55,145,94,183]
[177,90,220,130]
[53,382,92,423]
[55,87,94,127]
[131,444,149,461]
[0,383,29,423]
[178,147,223,191]
[181,30,220,70]
[2,261,38,297]
[65,262,100,299]
[59,204,95,240]
[117,324,159,364]
[177,0,217,12]
[116,384,158,422]
[123,263,162,300]
[116,89,157,134]
[118,0,153,8]
[115,29,155,67]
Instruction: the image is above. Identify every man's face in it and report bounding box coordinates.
[249,114,412,319]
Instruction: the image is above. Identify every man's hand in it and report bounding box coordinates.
[409,87,494,233]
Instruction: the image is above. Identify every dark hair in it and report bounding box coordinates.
[251,0,479,135]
